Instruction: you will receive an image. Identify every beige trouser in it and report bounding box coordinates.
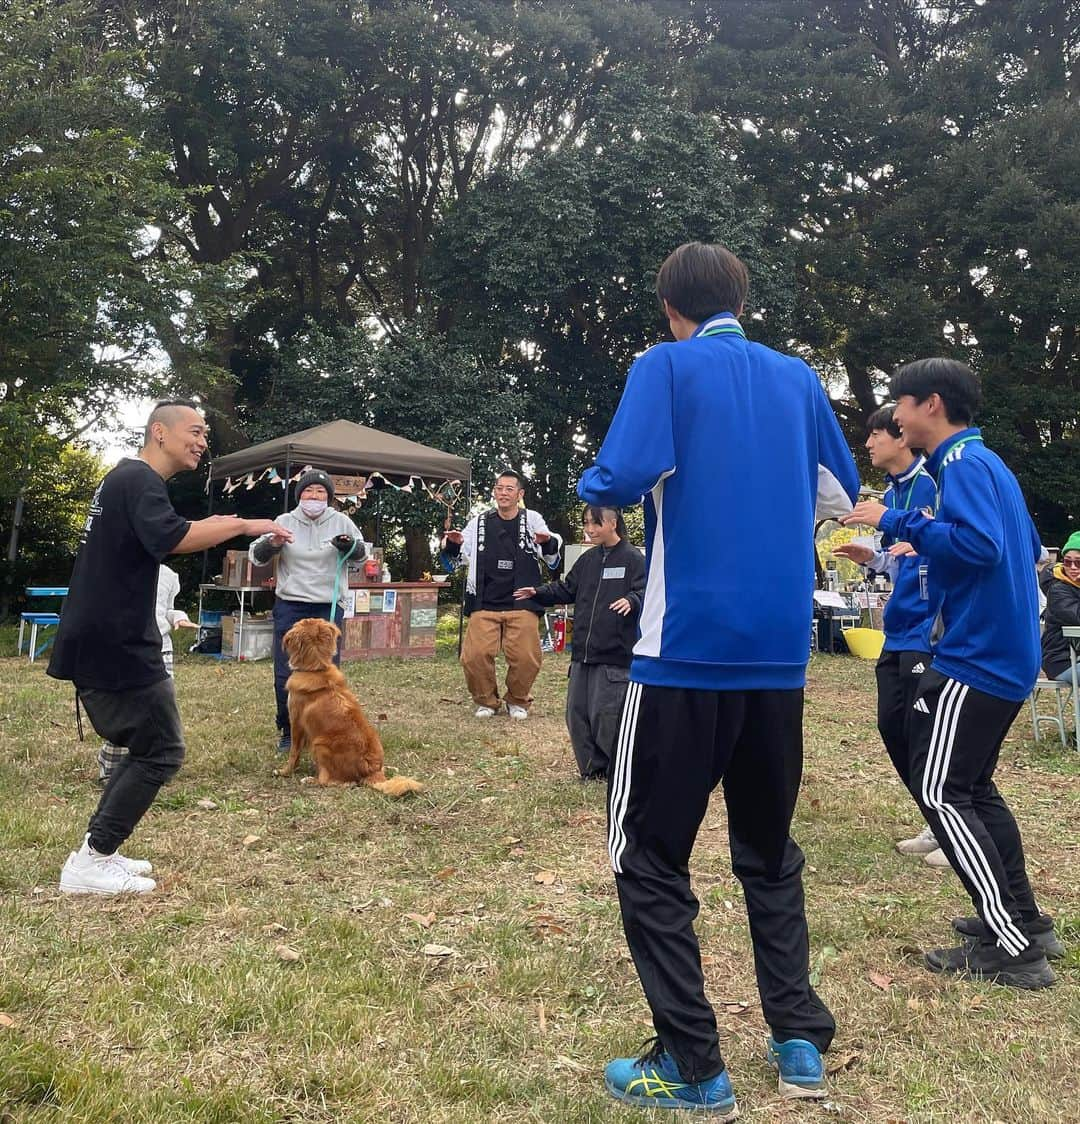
[460,609,542,710]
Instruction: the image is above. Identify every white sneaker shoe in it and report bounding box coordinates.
[507,704,528,720]
[474,705,496,718]
[80,834,152,876]
[923,848,951,869]
[60,842,156,895]
[895,825,938,855]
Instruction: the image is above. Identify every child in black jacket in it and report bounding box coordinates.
[514,506,645,778]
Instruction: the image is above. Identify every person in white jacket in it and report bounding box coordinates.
[248,469,368,753]
[97,564,197,782]
[440,470,562,718]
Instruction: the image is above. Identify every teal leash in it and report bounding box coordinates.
[330,539,359,622]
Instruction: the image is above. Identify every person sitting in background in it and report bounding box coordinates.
[98,564,198,784]
[249,469,369,754]
[513,505,645,779]
[1041,532,1080,685]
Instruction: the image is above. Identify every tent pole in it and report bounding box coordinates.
[200,466,214,586]
[457,479,471,657]
[283,452,292,514]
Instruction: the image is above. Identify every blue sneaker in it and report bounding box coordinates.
[766,1037,827,1100]
[604,1040,738,1117]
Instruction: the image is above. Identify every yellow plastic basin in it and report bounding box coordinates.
[842,627,885,660]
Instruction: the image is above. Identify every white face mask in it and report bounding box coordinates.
[300,499,327,518]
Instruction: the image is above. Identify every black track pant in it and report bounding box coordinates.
[908,670,1039,955]
[875,649,931,788]
[606,682,835,1083]
[78,677,186,854]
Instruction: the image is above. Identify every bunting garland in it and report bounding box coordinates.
[216,465,464,517]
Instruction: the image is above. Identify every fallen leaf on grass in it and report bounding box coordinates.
[421,944,457,958]
[537,999,546,1033]
[508,847,526,859]
[434,866,456,881]
[867,971,893,991]
[501,836,522,846]
[242,834,261,848]
[274,945,301,962]
[377,712,388,721]
[826,1051,860,1076]
[196,798,218,810]
[264,922,288,935]
[0,1013,16,1028]
[534,870,557,885]
[721,1001,749,1015]
[405,912,436,929]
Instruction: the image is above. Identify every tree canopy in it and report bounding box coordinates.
[2,0,1077,596]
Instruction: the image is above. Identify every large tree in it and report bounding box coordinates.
[0,0,179,611]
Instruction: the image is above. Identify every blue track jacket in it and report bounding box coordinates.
[577,314,860,691]
[867,457,940,653]
[879,428,1041,702]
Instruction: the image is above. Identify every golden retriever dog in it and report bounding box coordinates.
[279,617,422,796]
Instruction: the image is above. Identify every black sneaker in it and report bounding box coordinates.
[951,913,1065,959]
[925,940,1055,990]
[276,732,291,755]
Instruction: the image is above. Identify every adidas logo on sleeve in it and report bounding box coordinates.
[913,697,931,714]
[911,662,926,674]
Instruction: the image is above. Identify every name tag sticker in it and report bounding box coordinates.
[602,566,626,579]
[497,559,514,571]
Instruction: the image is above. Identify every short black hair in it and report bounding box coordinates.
[495,469,524,487]
[583,504,627,538]
[655,242,749,324]
[144,398,203,445]
[889,358,981,426]
[865,404,901,439]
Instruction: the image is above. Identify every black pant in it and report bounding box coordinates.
[272,598,343,732]
[565,662,629,778]
[875,649,931,787]
[78,677,186,854]
[909,670,1038,955]
[607,682,835,1083]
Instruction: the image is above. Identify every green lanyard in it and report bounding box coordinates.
[892,467,928,512]
[934,435,983,515]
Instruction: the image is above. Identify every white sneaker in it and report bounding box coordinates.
[80,834,152,876]
[474,705,496,718]
[507,704,528,720]
[114,852,153,876]
[60,842,156,895]
[895,825,938,855]
[923,848,951,869]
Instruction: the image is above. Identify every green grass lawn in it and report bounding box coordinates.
[0,620,1077,1122]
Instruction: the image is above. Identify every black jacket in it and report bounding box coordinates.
[531,539,646,667]
[1042,568,1080,680]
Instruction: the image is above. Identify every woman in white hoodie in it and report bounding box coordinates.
[248,469,368,753]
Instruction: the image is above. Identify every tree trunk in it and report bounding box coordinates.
[403,523,433,580]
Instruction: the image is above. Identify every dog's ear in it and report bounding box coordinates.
[328,621,341,642]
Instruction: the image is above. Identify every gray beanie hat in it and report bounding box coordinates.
[295,469,335,503]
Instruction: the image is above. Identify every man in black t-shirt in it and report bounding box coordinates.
[50,400,293,896]
[441,471,562,719]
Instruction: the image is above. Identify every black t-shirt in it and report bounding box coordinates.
[48,458,191,690]
[480,514,541,611]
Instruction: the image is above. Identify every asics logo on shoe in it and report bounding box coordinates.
[627,1070,685,1098]
[913,697,931,713]
[911,662,925,674]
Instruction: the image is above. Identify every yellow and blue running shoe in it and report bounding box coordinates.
[604,1039,738,1117]
[765,1036,827,1099]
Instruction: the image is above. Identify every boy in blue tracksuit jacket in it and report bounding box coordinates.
[846,358,1056,991]
[835,406,942,855]
[580,242,860,1114]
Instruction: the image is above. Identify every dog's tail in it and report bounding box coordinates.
[366,773,424,798]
